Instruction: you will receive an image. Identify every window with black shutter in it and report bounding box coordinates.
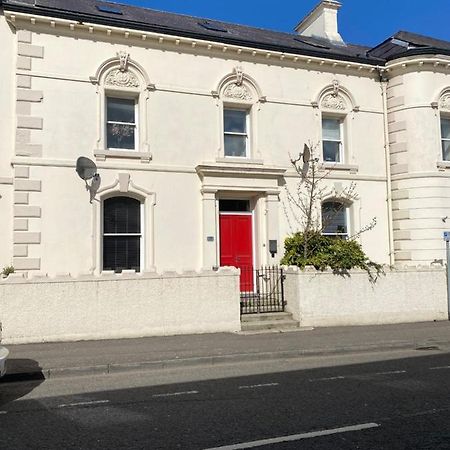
[103,197,141,272]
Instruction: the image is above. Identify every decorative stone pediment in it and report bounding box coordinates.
[91,51,151,90]
[315,80,356,112]
[223,82,253,101]
[321,93,346,110]
[104,51,140,88]
[221,66,254,101]
[440,94,450,110]
[105,69,140,88]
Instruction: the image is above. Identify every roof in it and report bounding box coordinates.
[368,31,450,61]
[1,0,450,65]
[0,0,378,64]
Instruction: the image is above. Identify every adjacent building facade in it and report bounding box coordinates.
[0,0,449,280]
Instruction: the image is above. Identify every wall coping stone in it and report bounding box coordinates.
[282,264,444,276]
[0,268,239,285]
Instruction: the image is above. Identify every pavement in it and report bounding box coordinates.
[2,320,450,382]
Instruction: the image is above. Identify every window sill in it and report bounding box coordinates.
[95,150,152,163]
[437,161,450,171]
[321,162,359,173]
[216,157,264,165]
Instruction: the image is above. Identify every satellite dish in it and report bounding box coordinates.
[76,156,101,203]
[76,157,97,181]
[303,144,311,164]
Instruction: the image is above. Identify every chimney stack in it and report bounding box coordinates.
[295,0,345,45]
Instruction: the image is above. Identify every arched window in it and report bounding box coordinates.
[317,81,356,164]
[217,67,263,159]
[103,196,142,272]
[442,117,450,160]
[91,51,153,159]
[439,91,450,160]
[321,201,348,238]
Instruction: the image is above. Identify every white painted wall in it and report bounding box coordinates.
[386,63,450,265]
[2,9,449,277]
[0,17,389,276]
[284,266,448,327]
[0,268,241,344]
[0,12,15,270]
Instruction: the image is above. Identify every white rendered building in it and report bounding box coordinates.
[0,0,450,280]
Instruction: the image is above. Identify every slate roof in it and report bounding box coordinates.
[2,0,450,65]
[368,31,450,60]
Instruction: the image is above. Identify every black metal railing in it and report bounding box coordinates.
[240,266,285,315]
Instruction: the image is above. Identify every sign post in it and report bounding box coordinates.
[444,232,450,320]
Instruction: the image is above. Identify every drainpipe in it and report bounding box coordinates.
[379,68,395,266]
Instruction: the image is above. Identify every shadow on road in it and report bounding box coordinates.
[0,352,450,449]
[0,359,45,406]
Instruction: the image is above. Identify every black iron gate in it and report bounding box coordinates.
[240,266,285,314]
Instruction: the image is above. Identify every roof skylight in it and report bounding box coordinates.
[96,4,123,15]
[198,20,228,33]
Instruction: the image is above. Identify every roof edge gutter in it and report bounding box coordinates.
[3,4,382,66]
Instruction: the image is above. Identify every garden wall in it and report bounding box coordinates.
[0,268,241,344]
[284,265,448,327]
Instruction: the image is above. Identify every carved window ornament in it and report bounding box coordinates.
[118,51,129,72]
[321,79,347,111]
[321,93,347,111]
[90,51,154,91]
[316,81,358,113]
[104,52,140,89]
[440,93,450,111]
[222,66,253,102]
[216,66,264,104]
[332,79,340,97]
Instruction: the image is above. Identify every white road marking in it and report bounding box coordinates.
[372,370,407,376]
[203,422,380,450]
[0,411,7,415]
[429,366,450,371]
[310,370,406,382]
[152,390,199,398]
[57,400,110,408]
[309,376,346,382]
[238,383,279,390]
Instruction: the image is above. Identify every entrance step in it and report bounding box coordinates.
[241,312,300,332]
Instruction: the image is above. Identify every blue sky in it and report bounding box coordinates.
[116,0,449,47]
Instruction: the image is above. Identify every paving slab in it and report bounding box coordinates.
[2,321,450,381]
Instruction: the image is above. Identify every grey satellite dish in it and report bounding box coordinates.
[302,144,311,164]
[76,157,97,181]
[301,144,311,179]
[76,156,101,203]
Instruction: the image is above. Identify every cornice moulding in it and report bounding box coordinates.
[196,163,286,178]
[4,11,381,75]
[385,56,450,73]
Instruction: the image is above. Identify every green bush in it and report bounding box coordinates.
[1,265,15,277]
[281,231,383,282]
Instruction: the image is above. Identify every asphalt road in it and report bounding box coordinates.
[1,349,450,449]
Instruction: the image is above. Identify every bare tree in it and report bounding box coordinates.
[283,142,376,259]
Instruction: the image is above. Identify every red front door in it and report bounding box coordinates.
[220,214,253,291]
